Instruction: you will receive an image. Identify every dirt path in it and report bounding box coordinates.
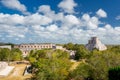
[70,59,87,71]
[70,60,80,71]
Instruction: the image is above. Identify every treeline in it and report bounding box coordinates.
[27,43,120,80]
[64,43,120,80]
[0,48,23,61]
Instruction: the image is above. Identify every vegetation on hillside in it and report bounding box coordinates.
[26,43,120,80]
[0,43,120,80]
[64,43,120,80]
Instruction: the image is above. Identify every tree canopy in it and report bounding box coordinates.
[27,49,71,80]
[0,48,23,61]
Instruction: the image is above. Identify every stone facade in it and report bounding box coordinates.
[85,37,107,51]
[0,45,11,50]
[55,46,63,50]
[14,43,55,57]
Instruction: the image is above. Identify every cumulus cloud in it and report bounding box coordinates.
[81,14,99,29]
[38,5,52,14]
[0,24,28,38]
[58,0,77,13]
[0,3,120,44]
[46,24,58,32]
[0,0,30,15]
[64,15,80,26]
[0,13,24,25]
[82,14,90,21]
[96,9,107,18]
[24,13,52,25]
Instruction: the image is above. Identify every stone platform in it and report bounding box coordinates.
[0,66,14,76]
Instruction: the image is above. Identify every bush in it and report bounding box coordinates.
[109,66,120,80]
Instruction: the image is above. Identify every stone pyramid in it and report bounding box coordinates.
[85,37,107,51]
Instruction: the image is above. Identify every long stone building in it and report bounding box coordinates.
[85,37,107,51]
[14,43,55,57]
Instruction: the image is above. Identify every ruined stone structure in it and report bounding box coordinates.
[85,37,107,51]
[14,43,55,57]
[0,62,8,71]
[0,62,14,76]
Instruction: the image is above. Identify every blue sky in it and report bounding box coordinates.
[0,0,120,44]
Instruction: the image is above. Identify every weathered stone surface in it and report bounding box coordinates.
[0,62,14,76]
[0,62,8,71]
[85,37,107,51]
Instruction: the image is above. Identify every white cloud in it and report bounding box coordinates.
[0,6,120,44]
[24,13,52,25]
[104,24,112,29]
[115,27,120,31]
[64,15,80,25]
[32,25,44,31]
[82,14,90,21]
[81,14,99,29]
[37,5,64,22]
[116,15,120,20]
[0,24,28,38]
[87,21,97,29]
[96,9,107,18]
[87,17,99,29]
[0,13,24,25]
[58,0,77,13]
[0,0,30,15]
[46,24,58,32]
[38,5,52,14]
[0,13,52,26]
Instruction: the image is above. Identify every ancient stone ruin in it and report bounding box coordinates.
[85,37,107,51]
[0,62,8,71]
[0,62,14,76]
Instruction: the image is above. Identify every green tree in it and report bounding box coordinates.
[32,58,71,80]
[0,48,10,61]
[35,50,47,59]
[28,45,120,80]
[52,49,70,59]
[29,49,71,80]
[64,43,74,50]
[29,50,35,57]
[74,45,90,60]
[69,62,93,80]
[87,52,108,80]
[11,48,22,61]
[27,49,47,63]
[109,66,120,80]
